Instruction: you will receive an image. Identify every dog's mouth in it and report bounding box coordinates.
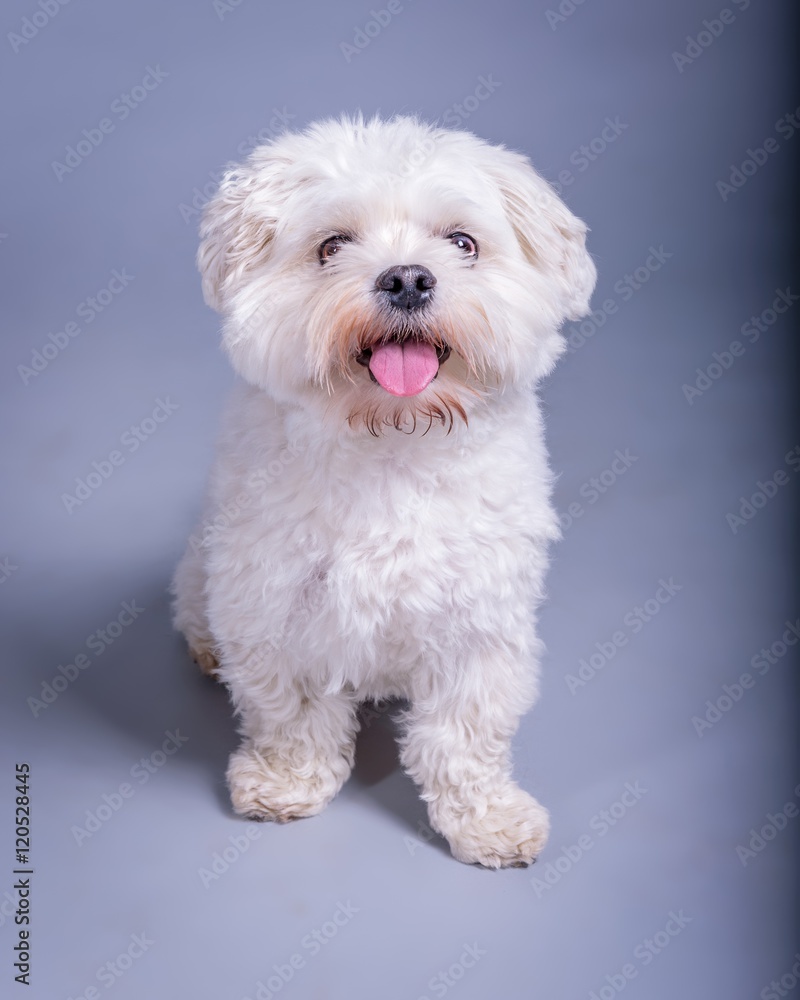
[355,336,451,397]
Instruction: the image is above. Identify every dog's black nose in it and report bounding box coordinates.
[375,265,436,311]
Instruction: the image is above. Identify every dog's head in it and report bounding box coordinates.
[199,116,596,433]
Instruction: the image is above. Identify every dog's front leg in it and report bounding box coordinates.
[224,660,359,823]
[399,657,549,868]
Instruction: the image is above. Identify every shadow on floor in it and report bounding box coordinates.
[35,572,449,853]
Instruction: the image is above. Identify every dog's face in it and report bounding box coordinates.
[199,117,596,433]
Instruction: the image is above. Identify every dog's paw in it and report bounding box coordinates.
[435,786,550,869]
[190,643,220,678]
[226,742,348,823]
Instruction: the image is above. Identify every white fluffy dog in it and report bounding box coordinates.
[172,116,596,868]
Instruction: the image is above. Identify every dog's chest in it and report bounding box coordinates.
[306,438,536,626]
[230,401,555,670]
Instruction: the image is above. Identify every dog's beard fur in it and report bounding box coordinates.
[346,384,471,437]
[308,287,494,435]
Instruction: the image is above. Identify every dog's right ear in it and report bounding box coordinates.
[197,156,287,313]
[478,144,597,322]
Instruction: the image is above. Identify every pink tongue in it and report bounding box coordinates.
[368,341,439,397]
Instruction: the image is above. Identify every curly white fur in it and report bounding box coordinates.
[172,115,596,867]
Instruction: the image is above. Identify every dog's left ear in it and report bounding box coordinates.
[483,146,597,321]
[198,150,291,313]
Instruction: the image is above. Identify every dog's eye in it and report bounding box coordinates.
[319,235,351,263]
[447,231,478,259]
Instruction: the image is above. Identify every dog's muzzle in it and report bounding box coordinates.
[355,265,450,397]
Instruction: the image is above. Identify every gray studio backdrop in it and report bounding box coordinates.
[1,2,797,999]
